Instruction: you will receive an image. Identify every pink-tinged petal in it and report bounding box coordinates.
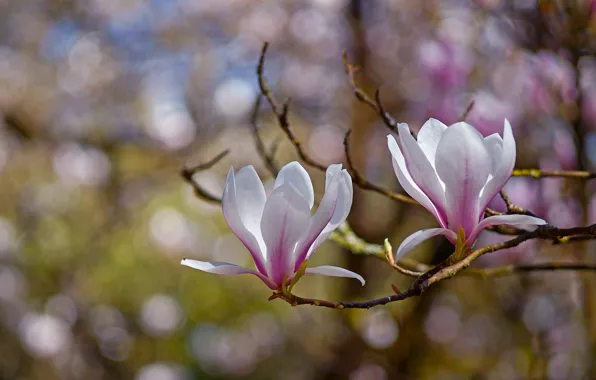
[398,124,448,223]
[260,185,310,285]
[222,168,267,275]
[387,135,447,227]
[292,174,341,268]
[483,134,503,170]
[234,166,267,234]
[317,166,353,235]
[416,118,448,167]
[435,122,491,235]
[395,228,458,261]
[181,259,278,289]
[305,265,365,286]
[303,168,353,261]
[273,161,315,209]
[479,120,516,213]
[482,133,503,180]
[468,214,547,243]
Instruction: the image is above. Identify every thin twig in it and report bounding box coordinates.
[374,89,399,132]
[180,44,596,310]
[499,189,536,216]
[250,94,279,176]
[459,100,475,121]
[384,239,425,277]
[330,223,430,273]
[342,49,596,182]
[512,169,596,179]
[280,224,596,309]
[180,150,229,203]
[343,52,398,133]
[343,129,419,205]
[269,137,282,160]
[470,262,596,277]
[180,161,596,306]
[257,42,327,172]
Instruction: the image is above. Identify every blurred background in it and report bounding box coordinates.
[1,0,596,379]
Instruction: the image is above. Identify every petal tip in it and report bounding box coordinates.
[503,119,513,134]
[397,123,410,133]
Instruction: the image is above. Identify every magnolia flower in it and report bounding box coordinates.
[182,162,364,289]
[387,118,546,260]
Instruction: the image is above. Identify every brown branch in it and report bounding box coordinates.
[278,223,596,308]
[499,189,536,216]
[470,262,596,277]
[268,137,282,161]
[179,155,596,308]
[250,94,279,176]
[343,52,398,133]
[373,89,399,132]
[257,42,327,172]
[383,239,426,277]
[459,100,475,121]
[512,169,596,179]
[331,223,431,273]
[181,44,596,310]
[333,222,596,277]
[180,150,229,203]
[343,129,419,205]
[258,43,594,227]
[342,48,595,183]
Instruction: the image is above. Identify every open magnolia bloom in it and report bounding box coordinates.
[181,162,364,290]
[387,118,547,260]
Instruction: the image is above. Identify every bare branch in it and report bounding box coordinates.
[180,150,229,203]
[343,52,398,133]
[279,224,596,309]
[499,189,536,216]
[512,169,596,180]
[384,239,425,277]
[374,89,399,132]
[179,44,596,310]
[343,129,419,205]
[459,100,475,121]
[250,94,279,176]
[257,42,327,172]
[471,262,596,277]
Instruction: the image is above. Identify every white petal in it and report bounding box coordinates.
[395,228,458,261]
[222,167,267,275]
[387,134,447,226]
[416,118,448,167]
[260,185,311,285]
[468,214,547,243]
[325,164,343,189]
[435,122,491,235]
[483,133,504,173]
[273,161,315,209]
[479,119,516,212]
[292,175,341,267]
[398,124,448,220]
[323,166,353,231]
[234,166,267,235]
[305,265,365,286]
[181,259,278,289]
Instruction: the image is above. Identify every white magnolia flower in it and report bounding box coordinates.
[182,162,364,289]
[387,118,546,259]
